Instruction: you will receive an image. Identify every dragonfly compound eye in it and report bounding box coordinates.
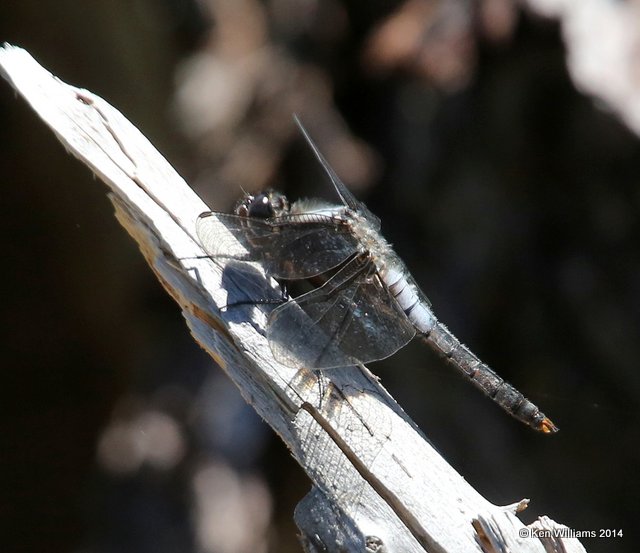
[246,193,275,218]
[235,193,272,218]
[243,191,290,219]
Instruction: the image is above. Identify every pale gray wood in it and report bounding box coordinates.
[0,43,586,553]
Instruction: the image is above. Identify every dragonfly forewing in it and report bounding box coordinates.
[197,211,360,279]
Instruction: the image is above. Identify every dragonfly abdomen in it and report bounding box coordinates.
[383,266,436,332]
[424,321,558,433]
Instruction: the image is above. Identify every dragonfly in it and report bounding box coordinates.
[196,117,557,433]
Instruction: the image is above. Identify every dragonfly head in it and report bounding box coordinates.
[236,190,290,219]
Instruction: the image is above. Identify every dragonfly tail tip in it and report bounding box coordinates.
[538,417,559,434]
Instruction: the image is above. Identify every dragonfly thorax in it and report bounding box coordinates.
[347,209,397,266]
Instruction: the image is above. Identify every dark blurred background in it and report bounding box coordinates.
[1,1,638,552]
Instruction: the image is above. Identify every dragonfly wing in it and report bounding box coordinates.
[293,115,381,229]
[267,257,416,369]
[197,211,360,279]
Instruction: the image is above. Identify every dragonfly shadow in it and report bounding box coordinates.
[219,261,286,326]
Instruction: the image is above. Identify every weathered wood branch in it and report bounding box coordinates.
[0,44,586,553]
